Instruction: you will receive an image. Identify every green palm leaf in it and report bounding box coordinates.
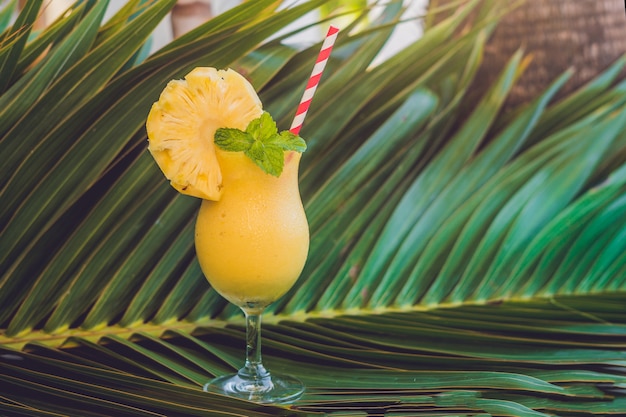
[1,0,625,415]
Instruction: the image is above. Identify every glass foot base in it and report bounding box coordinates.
[204,372,304,404]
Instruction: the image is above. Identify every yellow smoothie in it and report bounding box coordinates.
[194,150,309,309]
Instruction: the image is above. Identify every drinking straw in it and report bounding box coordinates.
[289,25,340,135]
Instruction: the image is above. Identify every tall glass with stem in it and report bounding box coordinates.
[194,149,309,404]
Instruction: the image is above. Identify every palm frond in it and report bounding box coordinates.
[1,0,625,415]
[3,295,626,416]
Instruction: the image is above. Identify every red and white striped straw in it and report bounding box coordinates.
[290,25,340,135]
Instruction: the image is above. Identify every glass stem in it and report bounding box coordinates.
[239,310,270,382]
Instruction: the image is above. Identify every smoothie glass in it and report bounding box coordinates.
[195,150,308,404]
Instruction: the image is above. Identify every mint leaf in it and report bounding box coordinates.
[214,111,306,176]
[247,111,277,141]
[214,127,253,152]
[245,141,284,177]
[278,131,307,152]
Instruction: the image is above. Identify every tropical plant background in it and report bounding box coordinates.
[1,0,626,415]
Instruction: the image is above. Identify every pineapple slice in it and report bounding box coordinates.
[146,67,263,200]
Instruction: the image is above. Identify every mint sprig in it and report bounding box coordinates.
[214,112,307,176]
